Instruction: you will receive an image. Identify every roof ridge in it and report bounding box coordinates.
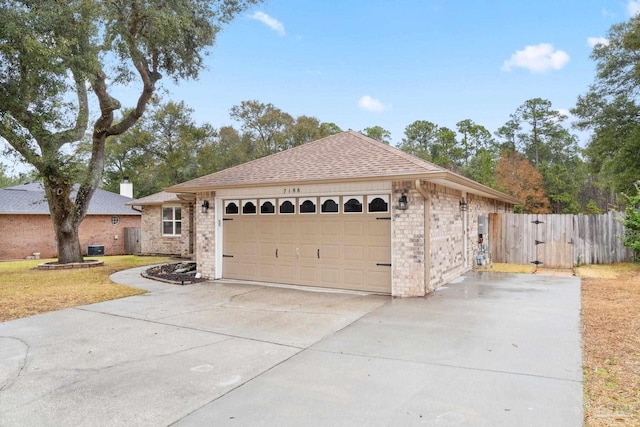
[347,131,447,173]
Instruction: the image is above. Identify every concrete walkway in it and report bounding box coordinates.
[0,268,582,426]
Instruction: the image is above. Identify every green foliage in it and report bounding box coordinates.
[0,0,260,263]
[229,100,340,157]
[573,16,640,196]
[361,126,391,144]
[399,120,464,169]
[585,199,602,215]
[622,182,640,258]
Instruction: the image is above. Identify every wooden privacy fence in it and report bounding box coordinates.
[124,227,141,255]
[489,212,634,268]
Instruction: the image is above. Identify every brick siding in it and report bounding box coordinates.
[195,192,216,278]
[0,214,140,260]
[140,204,192,256]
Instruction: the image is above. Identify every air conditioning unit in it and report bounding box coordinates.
[86,245,105,256]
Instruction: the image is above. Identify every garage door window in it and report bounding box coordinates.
[344,196,363,213]
[225,201,239,215]
[242,200,257,215]
[321,197,339,214]
[300,198,317,214]
[280,199,296,214]
[368,195,389,213]
[260,200,276,214]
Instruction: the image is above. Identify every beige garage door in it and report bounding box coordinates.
[222,195,391,294]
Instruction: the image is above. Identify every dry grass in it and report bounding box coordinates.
[475,262,537,274]
[0,255,173,322]
[577,263,640,426]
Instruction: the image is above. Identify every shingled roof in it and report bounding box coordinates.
[128,191,183,206]
[166,131,519,204]
[0,183,141,215]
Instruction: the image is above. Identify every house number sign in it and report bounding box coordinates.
[283,187,301,194]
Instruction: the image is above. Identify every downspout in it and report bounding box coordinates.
[414,180,432,294]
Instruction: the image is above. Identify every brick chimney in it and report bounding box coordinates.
[120,177,133,198]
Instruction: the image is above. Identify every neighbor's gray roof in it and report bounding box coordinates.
[0,182,141,215]
[166,131,520,205]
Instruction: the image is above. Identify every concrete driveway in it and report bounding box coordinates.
[0,268,582,426]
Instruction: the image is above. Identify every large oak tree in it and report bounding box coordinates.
[0,0,259,263]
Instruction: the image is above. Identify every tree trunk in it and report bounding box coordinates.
[44,179,85,264]
[55,224,83,264]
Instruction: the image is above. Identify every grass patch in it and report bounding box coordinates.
[0,255,174,322]
[579,263,640,426]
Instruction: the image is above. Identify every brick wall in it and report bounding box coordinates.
[0,214,140,260]
[140,204,192,255]
[391,181,426,297]
[426,183,465,289]
[195,192,215,278]
[389,181,514,296]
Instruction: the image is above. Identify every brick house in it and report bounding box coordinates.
[128,191,194,257]
[161,131,518,297]
[0,182,141,260]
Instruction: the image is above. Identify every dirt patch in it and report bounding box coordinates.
[143,262,207,285]
[579,263,640,426]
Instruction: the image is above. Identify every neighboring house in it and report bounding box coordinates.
[0,182,141,260]
[163,131,519,297]
[127,191,194,257]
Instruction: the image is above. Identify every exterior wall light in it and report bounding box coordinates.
[201,200,210,214]
[459,198,468,212]
[398,193,408,210]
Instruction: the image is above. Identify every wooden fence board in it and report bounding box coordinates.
[124,227,141,255]
[489,213,633,267]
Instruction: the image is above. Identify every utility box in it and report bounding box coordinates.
[478,215,488,235]
[86,245,105,256]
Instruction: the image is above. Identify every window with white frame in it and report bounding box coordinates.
[162,206,181,236]
[367,195,389,213]
[343,196,363,213]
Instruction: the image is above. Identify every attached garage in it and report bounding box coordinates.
[166,131,518,297]
[222,195,391,293]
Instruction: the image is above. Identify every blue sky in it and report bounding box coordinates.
[131,0,639,148]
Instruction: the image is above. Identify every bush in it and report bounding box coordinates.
[623,182,640,260]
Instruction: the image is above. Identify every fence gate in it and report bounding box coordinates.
[124,227,141,255]
[489,212,633,267]
[533,214,575,268]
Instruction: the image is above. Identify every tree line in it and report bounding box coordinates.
[91,96,599,215]
[1,1,639,263]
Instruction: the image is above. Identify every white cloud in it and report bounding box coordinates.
[628,1,640,17]
[358,96,387,113]
[587,37,610,48]
[250,12,285,36]
[502,43,570,73]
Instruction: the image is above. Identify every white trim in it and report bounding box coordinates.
[224,200,239,215]
[320,197,340,214]
[299,197,318,214]
[241,199,257,215]
[366,194,390,213]
[161,205,182,236]
[343,195,364,214]
[215,181,392,198]
[279,198,296,215]
[215,198,223,279]
[259,198,276,215]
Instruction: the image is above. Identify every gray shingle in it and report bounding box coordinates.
[0,183,140,215]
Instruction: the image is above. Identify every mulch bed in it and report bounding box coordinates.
[143,263,207,285]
